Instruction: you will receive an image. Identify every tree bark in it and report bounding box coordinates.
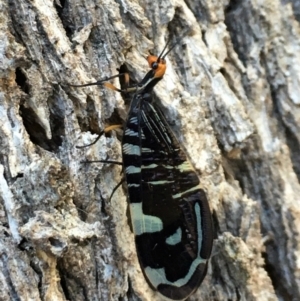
[1,0,300,300]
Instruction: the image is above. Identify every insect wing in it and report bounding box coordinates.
[122,95,213,300]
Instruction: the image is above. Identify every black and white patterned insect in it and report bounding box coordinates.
[73,35,213,301]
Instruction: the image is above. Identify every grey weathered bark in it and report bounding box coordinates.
[1,0,300,300]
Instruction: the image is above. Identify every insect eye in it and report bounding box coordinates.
[152,62,158,70]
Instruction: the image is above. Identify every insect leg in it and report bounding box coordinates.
[69,73,126,88]
[109,177,125,201]
[76,124,123,149]
[81,160,122,166]
[70,72,137,93]
[81,160,124,200]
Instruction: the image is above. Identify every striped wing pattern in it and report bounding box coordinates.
[122,94,213,300]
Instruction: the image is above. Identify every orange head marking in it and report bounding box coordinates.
[146,55,167,79]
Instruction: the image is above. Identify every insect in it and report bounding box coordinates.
[72,34,214,301]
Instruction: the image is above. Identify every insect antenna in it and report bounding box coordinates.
[156,37,173,61]
[157,29,191,61]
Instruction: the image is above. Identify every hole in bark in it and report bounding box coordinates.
[126,204,133,233]
[266,73,300,182]
[57,260,72,301]
[49,237,64,248]
[284,125,300,182]
[262,250,293,300]
[9,172,25,185]
[212,210,219,238]
[85,95,101,134]
[100,193,107,216]
[3,228,10,237]
[18,238,30,250]
[19,89,65,152]
[47,89,65,149]
[290,1,300,24]
[71,66,124,141]
[222,154,248,197]
[71,238,80,244]
[117,64,138,106]
[220,67,230,84]
[224,1,248,65]
[167,7,191,32]
[225,0,240,13]
[67,93,102,136]
[19,104,51,150]
[183,0,209,24]
[126,277,135,299]
[105,109,123,133]
[15,67,30,94]
[54,0,75,39]
[27,256,43,294]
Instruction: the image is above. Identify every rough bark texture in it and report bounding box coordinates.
[1,0,300,300]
